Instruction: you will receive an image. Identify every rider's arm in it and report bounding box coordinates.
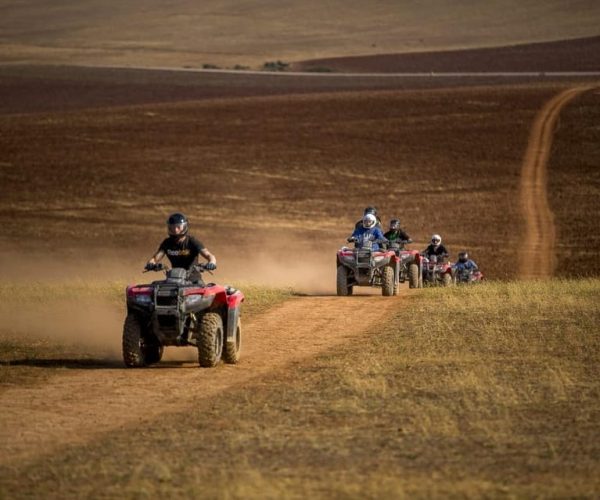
[147,249,166,265]
[200,248,217,266]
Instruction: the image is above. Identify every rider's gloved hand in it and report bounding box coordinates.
[347,237,355,243]
[205,262,217,271]
[144,262,155,271]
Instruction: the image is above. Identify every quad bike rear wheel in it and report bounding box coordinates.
[443,273,453,287]
[223,316,242,364]
[336,266,352,296]
[408,263,420,289]
[144,344,164,365]
[122,314,162,367]
[197,312,224,367]
[394,272,401,296]
[382,265,395,296]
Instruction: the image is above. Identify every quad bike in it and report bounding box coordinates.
[453,266,484,284]
[388,240,421,289]
[336,234,400,296]
[418,254,454,287]
[123,263,244,368]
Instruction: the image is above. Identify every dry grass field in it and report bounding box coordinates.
[1,280,598,498]
[2,1,600,68]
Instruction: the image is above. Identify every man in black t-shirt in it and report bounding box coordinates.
[145,213,217,274]
[422,234,449,259]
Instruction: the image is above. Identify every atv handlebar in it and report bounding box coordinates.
[143,263,215,274]
[143,262,164,273]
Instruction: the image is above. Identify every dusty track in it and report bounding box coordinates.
[519,85,597,279]
[0,294,399,466]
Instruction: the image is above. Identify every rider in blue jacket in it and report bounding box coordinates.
[453,251,479,271]
[349,214,388,250]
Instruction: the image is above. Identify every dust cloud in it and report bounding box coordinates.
[0,233,340,361]
[216,233,338,294]
[0,299,124,357]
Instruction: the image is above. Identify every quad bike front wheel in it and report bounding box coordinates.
[223,316,242,364]
[197,312,224,367]
[408,263,420,289]
[382,265,395,296]
[336,266,352,296]
[443,273,453,287]
[122,314,162,367]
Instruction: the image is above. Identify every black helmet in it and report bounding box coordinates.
[458,251,469,263]
[389,218,400,230]
[167,212,189,237]
[363,206,378,216]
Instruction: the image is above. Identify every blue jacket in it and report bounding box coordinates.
[454,260,478,271]
[351,226,387,251]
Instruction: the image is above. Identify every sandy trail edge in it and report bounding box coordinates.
[519,85,598,279]
[0,294,400,467]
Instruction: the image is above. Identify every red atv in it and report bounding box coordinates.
[417,253,454,287]
[123,263,244,368]
[336,236,400,296]
[453,266,484,284]
[388,240,421,289]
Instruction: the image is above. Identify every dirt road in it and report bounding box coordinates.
[519,85,597,279]
[0,294,399,466]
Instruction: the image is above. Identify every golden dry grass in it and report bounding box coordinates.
[1,279,598,498]
[2,1,600,68]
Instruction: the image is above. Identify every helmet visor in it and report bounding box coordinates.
[363,215,376,228]
[168,222,187,236]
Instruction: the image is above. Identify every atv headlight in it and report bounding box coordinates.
[135,294,153,305]
[373,255,386,263]
[185,295,204,308]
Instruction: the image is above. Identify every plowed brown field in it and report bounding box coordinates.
[4,67,598,283]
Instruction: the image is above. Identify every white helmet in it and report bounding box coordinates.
[363,213,376,229]
[431,234,442,245]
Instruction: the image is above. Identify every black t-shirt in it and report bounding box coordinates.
[159,235,205,269]
[423,243,449,257]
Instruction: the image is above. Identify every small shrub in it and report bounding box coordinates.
[262,60,290,72]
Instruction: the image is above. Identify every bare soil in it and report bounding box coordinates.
[0,295,398,466]
[295,36,600,73]
[0,70,577,281]
[519,85,599,278]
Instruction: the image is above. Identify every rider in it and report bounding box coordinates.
[349,213,388,251]
[454,251,479,272]
[422,234,449,260]
[354,206,383,230]
[383,218,412,248]
[145,213,217,277]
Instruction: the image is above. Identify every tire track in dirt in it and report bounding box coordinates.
[519,85,597,279]
[0,294,399,466]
